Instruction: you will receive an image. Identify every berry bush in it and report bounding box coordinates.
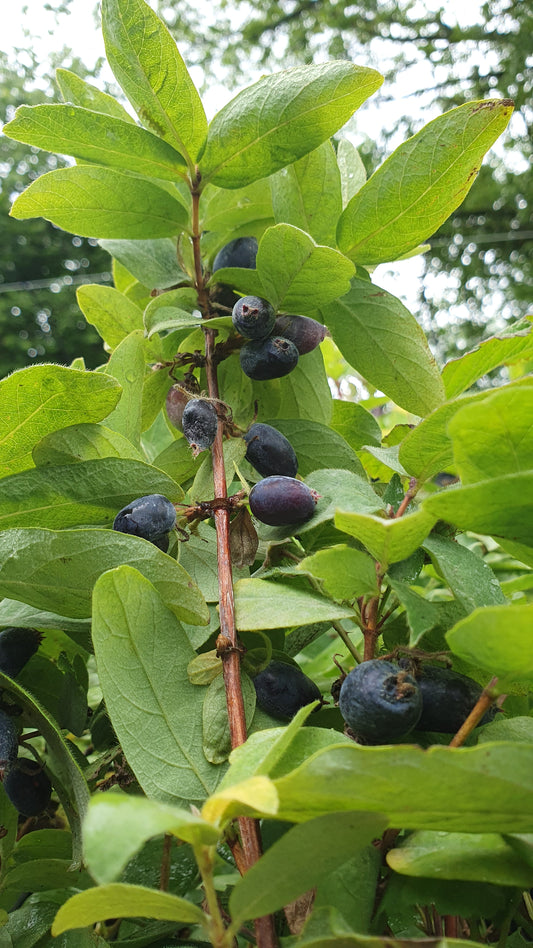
[0,0,532,945]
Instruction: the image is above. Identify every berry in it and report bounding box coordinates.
[240,336,299,380]
[244,423,298,478]
[0,627,42,679]
[339,660,422,744]
[3,758,52,817]
[0,711,18,772]
[414,664,498,733]
[232,296,276,340]
[182,399,218,456]
[253,660,322,720]
[165,385,188,431]
[113,494,176,544]
[249,476,318,527]
[212,237,258,273]
[272,314,329,355]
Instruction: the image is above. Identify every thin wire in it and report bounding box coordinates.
[0,271,112,294]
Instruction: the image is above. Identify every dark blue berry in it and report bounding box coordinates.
[212,237,258,273]
[240,335,299,380]
[249,476,318,527]
[253,660,322,720]
[415,664,498,733]
[339,660,422,743]
[0,627,42,679]
[244,423,298,478]
[182,399,218,455]
[113,494,176,543]
[165,386,188,431]
[232,296,276,340]
[272,314,329,355]
[4,758,52,816]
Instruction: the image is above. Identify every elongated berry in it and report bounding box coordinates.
[113,494,176,543]
[232,296,276,340]
[253,660,322,720]
[182,399,218,456]
[249,476,318,527]
[4,758,52,816]
[0,627,42,679]
[415,664,498,733]
[273,314,329,354]
[244,423,298,478]
[240,336,299,380]
[165,385,188,431]
[213,237,258,273]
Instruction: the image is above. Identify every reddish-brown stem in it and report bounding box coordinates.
[362,594,380,661]
[394,478,419,519]
[444,915,459,938]
[191,187,277,948]
[449,676,499,747]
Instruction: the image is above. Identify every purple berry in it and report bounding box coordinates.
[273,314,329,355]
[249,476,318,526]
[165,386,188,431]
[212,237,258,273]
[253,660,322,720]
[0,627,42,679]
[339,660,422,744]
[3,758,52,816]
[113,494,176,543]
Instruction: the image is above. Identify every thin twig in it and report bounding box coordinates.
[449,676,499,747]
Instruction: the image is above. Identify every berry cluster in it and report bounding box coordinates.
[0,627,51,817]
[338,659,497,744]
[235,297,327,381]
[243,422,319,527]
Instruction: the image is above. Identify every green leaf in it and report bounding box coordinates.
[423,473,533,547]
[0,673,90,868]
[448,385,533,483]
[319,279,445,416]
[200,62,383,188]
[178,521,249,603]
[298,545,378,600]
[254,224,354,313]
[274,741,533,832]
[84,794,219,885]
[276,347,333,426]
[76,285,144,350]
[335,508,435,569]
[337,138,367,206]
[52,883,206,936]
[234,578,357,630]
[337,99,514,264]
[446,604,533,686]
[330,399,381,451]
[92,567,220,805]
[267,419,364,477]
[361,444,408,477]
[1,858,93,895]
[102,0,207,160]
[0,365,121,478]
[422,534,505,611]
[442,320,533,399]
[201,178,273,233]
[0,457,183,530]
[398,392,483,481]
[143,289,205,338]
[56,68,135,123]
[104,330,146,446]
[314,847,381,935]
[99,238,188,290]
[388,579,465,647]
[11,166,188,238]
[0,528,209,624]
[3,105,187,178]
[32,423,144,467]
[270,141,342,246]
[229,811,387,922]
[0,599,91,650]
[387,831,533,888]
[202,672,256,764]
